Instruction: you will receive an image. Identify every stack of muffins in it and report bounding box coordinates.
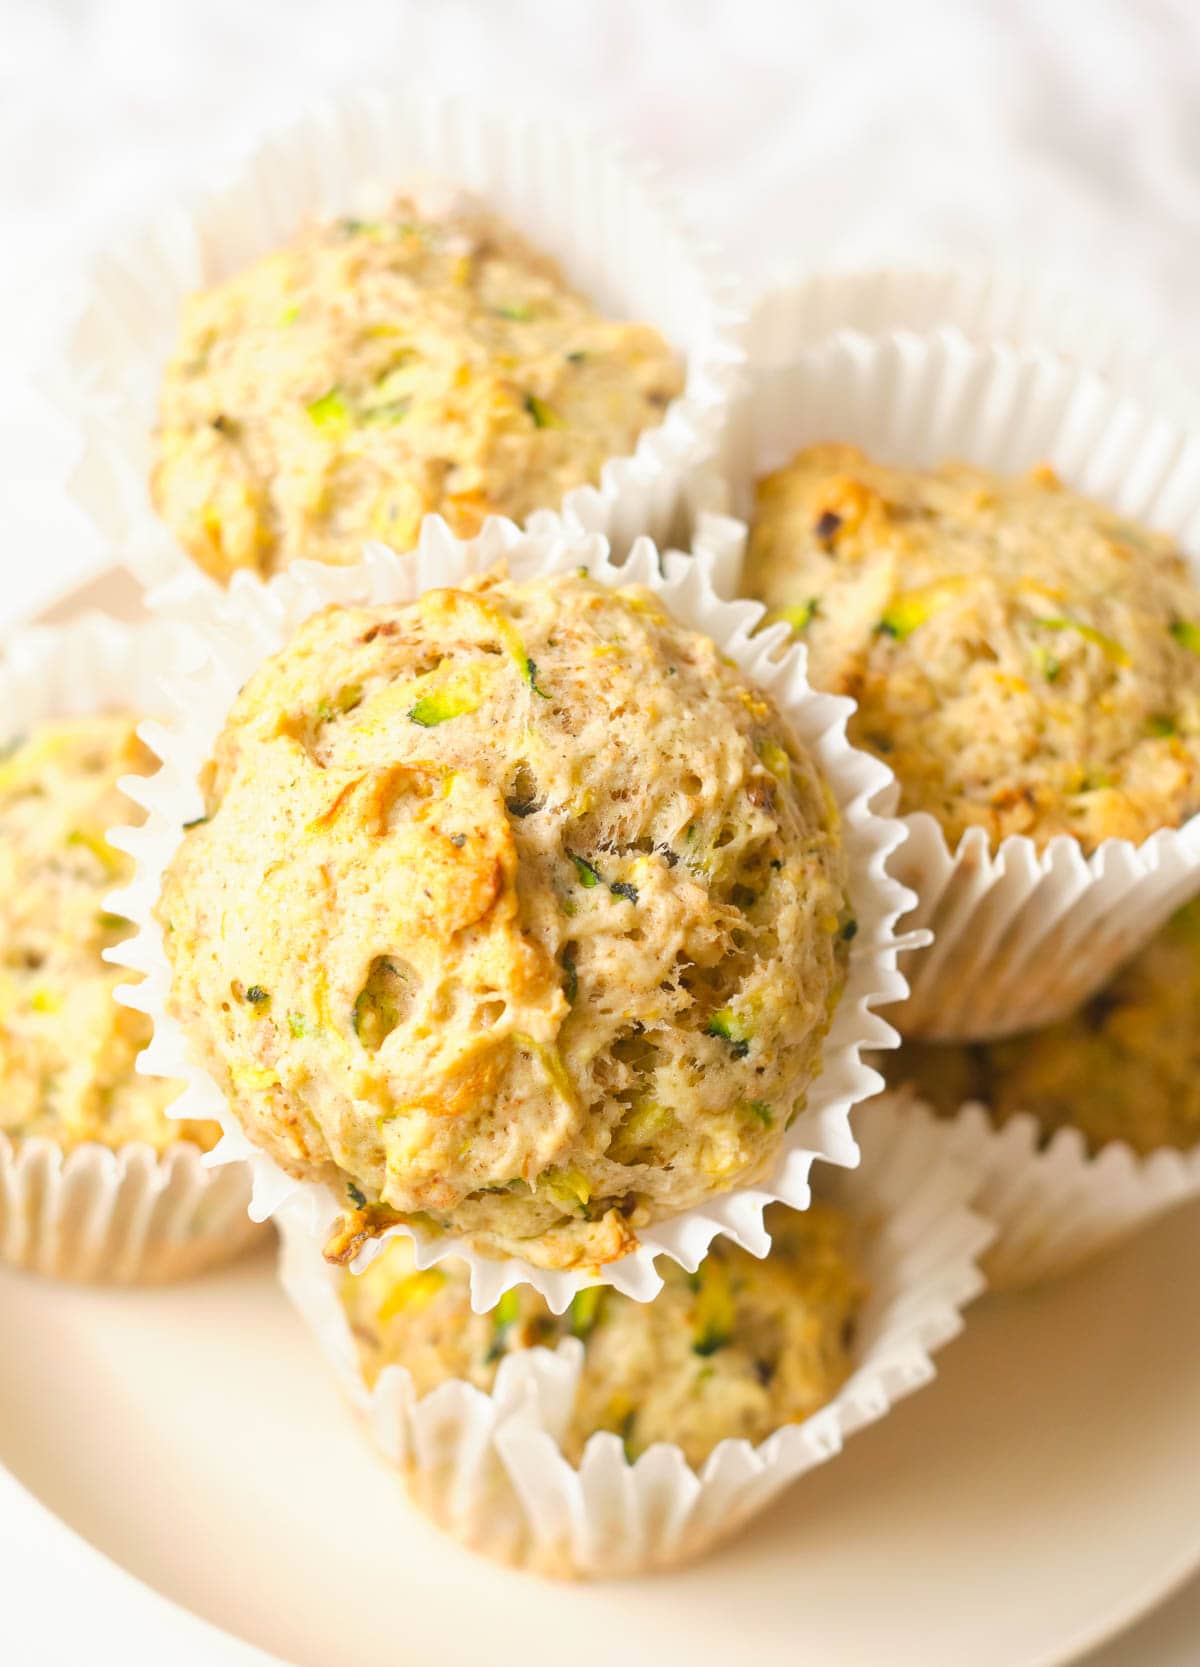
[713,312,1200,1288]
[18,93,1199,1578]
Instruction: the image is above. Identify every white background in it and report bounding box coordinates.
[0,1,1198,1660]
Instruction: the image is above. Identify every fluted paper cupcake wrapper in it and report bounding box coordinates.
[0,1131,260,1284]
[277,1094,992,1577]
[927,1097,1200,1290]
[108,523,917,1310]
[50,86,743,591]
[739,264,1200,426]
[0,614,262,1283]
[693,305,1200,1039]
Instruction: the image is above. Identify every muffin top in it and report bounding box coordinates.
[159,568,851,1270]
[746,444,1200,852]
[888,898,1200,1155]
[0,716,206,1154]
[153,197,683,581]
[342,1199,865,1467]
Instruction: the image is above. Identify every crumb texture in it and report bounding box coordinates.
[153,199,683,579]
[343,1199,866,1467]
[747,444,1200,851]
[160,570,850,1267]
[0,716,200,1152]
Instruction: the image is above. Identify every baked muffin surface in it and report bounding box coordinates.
[0,716,205,1153]
[343,1199,866,1467]
[159,569,851,1269]
[153,199,683,580]
[747,444,1200,851]
[888,897,1200,1155]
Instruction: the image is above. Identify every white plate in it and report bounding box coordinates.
[0,1198,1195,1667]
[4,568,1199,1667]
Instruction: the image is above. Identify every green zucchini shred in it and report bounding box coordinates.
[524,393,563,429]
[569,1286,605,1339]
[486,1288,522,1363]
[352,959,407,1051]
[1035,616,1130,666]
[306,386,349,429]
[705,1008,751,1058]
[522,656,551,698]
[618,1408,638,1462]
[1030,644,1062,683]
[691,1260,735,1356]
[771,598,819,633]
[493,1289,521,1327]
[1170,619,1200,656]
[361,399,411,426]
[408,686,481,727]
[318,683,363,723]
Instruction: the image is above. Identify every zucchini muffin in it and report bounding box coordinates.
[152,198,683,581]
[888,897,1200,1156]
[746,445,1200,851]
[0,716,207,1153]
[158,568,852,1270]
[342,1200,866,1468]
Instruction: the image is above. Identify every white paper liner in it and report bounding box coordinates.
[51,86,743,591]
[741,265,1200,427]
[925,1095,1200,1291]
[0,1131,261,1285]
[276,1092,991,1577]
[0,614,262,1283]
[694,312,1200,1039]
[108,523,917,1310]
